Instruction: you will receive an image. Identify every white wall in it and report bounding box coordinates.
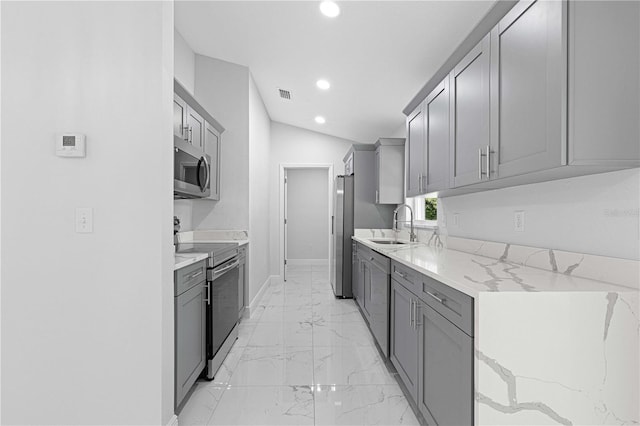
[1,2,174,424]
[439,168,640,260]
[286,169,329,260]
[174,29,195,95]
[269,122,356,274]
[248,74,272,302]
[192,55,250,230]
[172,30,196,231]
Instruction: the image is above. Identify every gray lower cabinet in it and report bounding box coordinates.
[390,279,419,402]
[389,261,474,426]
[175,261,207,410]
[238,246,247,319]
[490,0,565,179]
[352,242,363,304]
[418,303,473,426]
[366,255,390,358]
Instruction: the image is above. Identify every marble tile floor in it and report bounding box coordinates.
[178,264,420,426]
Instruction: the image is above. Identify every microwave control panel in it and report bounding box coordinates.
[56,133,86,158]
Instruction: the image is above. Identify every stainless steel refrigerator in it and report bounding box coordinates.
[330,175,354,298]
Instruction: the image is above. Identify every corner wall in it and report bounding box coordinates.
[1,2,174,424]
[269,122,356,275]
[192,55,250,230]
[248,74,272,302]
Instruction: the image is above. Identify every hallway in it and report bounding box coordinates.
[178,264,419,425]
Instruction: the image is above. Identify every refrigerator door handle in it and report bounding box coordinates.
[331,215,334,235]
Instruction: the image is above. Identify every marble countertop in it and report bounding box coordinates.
[174,252,208,271]
[353,236,635,297]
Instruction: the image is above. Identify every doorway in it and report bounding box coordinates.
[279,164,333,281]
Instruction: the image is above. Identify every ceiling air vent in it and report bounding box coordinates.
[278,88,292,100]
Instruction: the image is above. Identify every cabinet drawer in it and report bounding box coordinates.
[364,249,390,273]
[391,261,421,295]
[418,274,473,336]
[174,260,207,296]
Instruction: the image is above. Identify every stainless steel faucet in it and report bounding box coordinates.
[393,204,417,242]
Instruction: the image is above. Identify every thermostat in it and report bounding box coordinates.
[56,133,86,158]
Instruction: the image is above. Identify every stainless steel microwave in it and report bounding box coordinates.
[174,137,211,199]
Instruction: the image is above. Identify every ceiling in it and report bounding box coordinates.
[175,1,496,143]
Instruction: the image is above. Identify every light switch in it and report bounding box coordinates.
[76,208,93,233]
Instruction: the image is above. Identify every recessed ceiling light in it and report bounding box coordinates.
[319,1,340,18]
[316,79,331,90]
[315,116,326,124]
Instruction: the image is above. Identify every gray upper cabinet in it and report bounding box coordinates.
[490,0,566,179]
[424,78,450,193]
[374,138,405,204]
[406,105,425,197]
[174,80,225,202]
[173,94,189,142]
[186,107,205,150]
[204,122,221,201]
[418,303,473,426]
[449,35,491,188]
[568,0,640,167]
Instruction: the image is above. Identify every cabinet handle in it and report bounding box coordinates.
[486,145,491,179]
[425,291,445,305]
[183,125,190,141]
[394,270,407,279]
[414,302,421,329]
[188,270,203,280]
[478,148,484,180]
[409,298,414,328]
[418,173,422,192]
[204,282,210,305]
[189,127,193,143]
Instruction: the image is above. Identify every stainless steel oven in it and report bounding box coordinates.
[174,137,211,199]
[176,242,240,380]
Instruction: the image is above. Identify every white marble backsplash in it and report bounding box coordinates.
[447,236,639,290]
[355,229,639,289]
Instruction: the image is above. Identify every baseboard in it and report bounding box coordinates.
[167,414,179,426]
[248,275,276,314]
[286,259,328,266]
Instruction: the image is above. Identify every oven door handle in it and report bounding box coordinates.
[212,260,240,280]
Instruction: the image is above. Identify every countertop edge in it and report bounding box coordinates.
[174,252,209,271]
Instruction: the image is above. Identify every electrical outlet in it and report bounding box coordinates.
[514,211,525,232]
[453,213,460,227]
[76,208,93,233]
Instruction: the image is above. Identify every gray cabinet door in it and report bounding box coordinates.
[173,94,188,141]
[490,0,566,179]
[186,107,205,150]
[425,78,451,193]
[367,260,390,357]
[418,303,473,426]
[406,105,425,197]
[352,243,362,303]
[450,35,491,188]
[175,282,206,408]
[361,260,372,322]
[390,280,419,402]
[204,122,221,201]
[568,0,640,167]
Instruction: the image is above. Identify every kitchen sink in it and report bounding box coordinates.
[370,239,407,245]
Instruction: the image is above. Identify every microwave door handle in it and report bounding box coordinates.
[196,156,204,190]
[202,156,210,191]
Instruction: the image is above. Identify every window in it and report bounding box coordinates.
[405,196,438,228]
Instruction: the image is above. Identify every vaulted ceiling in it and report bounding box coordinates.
[175,1,495,143]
